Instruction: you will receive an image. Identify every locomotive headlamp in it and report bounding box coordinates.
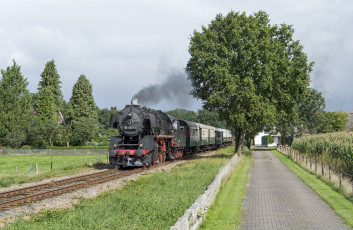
[128,113,132,117]
[139,144,143,148]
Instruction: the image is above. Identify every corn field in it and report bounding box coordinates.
[292,132,353,174]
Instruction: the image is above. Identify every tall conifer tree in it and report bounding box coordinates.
[0,61,32,147]
[35,60,63,120]
[67,75,98,145]
[67,75,98,122]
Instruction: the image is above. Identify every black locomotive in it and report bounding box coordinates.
[108,99,232,168]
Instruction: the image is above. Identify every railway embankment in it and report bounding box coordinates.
[1,147,235,229]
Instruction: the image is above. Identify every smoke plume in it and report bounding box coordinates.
[132,69,194,107]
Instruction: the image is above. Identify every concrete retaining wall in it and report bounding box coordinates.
[170,153,239,230]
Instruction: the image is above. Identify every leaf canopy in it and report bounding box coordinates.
[186,11,313,151]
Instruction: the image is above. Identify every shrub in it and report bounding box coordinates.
[0,177,15,187]
[21,145,31,149]
[242,146,253,156]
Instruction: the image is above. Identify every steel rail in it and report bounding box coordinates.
[0,169,118,198]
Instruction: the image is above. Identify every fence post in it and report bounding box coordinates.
[321,163,324,176]
[35,162,38,175]
[16,166,18,176]
[339,171,342,188]
[305,157,307,167]
[310,158,312,171]
[51,162,53,171]
[315,160,317,173]
[329,165,331,182]
[30,163,32,174]
[98,155,100,163]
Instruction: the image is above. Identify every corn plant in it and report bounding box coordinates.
[292,132,353,173]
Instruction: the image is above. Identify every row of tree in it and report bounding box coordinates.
[0,60,118,148]
[0,59,232,149]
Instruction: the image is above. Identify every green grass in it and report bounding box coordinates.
[200,154,252,230]
[0,154,108,187]
[272,149,353,228]
[3,146,236,230]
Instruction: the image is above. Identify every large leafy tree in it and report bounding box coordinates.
[297,88,326,134]
[98,106,118,130]
[197,109,227,129]
[0,61,32,147]
[275,88,326,143]
[67,75,98,145]
[186,11,313,153]
[71,118,99,145]
[319,111,349,133]
[35,60,64,120]
[166,108,198,122]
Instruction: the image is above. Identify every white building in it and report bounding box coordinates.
[254,130,282,147]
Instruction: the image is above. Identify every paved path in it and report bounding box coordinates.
[240,147,351,230]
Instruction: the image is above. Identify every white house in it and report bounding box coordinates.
[254,130,282,147]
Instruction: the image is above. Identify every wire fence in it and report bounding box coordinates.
[0,148,108,155]
[0,154,110,180]
[277,146,353,197]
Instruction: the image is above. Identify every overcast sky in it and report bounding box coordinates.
[0,0,352,112]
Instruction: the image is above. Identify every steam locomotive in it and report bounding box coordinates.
[108,99,232,168]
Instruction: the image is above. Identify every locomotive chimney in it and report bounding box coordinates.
[131,98,140,105]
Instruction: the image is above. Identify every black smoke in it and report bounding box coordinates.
[132,69,194,107]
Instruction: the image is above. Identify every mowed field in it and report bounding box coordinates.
[0,154,109,187]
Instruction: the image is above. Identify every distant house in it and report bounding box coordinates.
[254,130,282,147]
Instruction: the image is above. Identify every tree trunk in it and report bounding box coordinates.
[282,135,286,146]
[234,127,246,154]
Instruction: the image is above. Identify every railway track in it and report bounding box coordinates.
[0,150,213,212]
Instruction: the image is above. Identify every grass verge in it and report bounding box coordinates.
[272,149,353,228]
[0,154,108,187]
[200,154,252,230]
[3,147,235,230]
